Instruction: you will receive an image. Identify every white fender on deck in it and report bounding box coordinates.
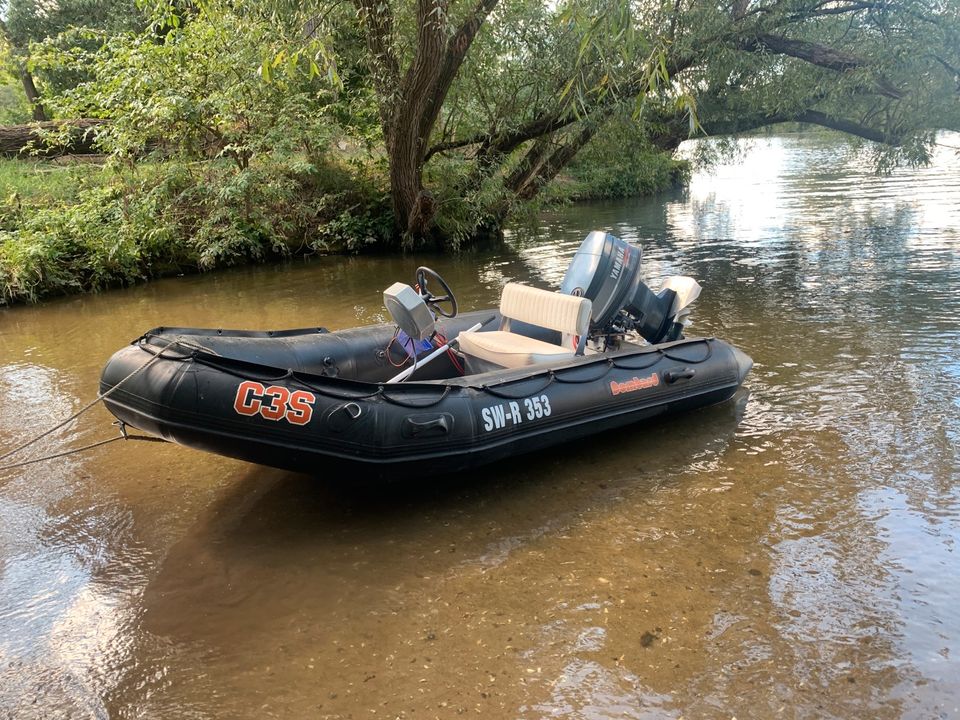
[660,276,702,318]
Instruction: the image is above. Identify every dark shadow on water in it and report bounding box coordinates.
[190,392,751,544]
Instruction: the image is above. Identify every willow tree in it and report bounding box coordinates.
[347,0,959,245]
[28,0,959,248]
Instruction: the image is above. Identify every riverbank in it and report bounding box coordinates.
[0,148,687,305]
[0,154,392,304]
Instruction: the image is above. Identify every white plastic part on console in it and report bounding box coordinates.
[383,282,435,340]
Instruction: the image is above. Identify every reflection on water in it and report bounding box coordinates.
[1,133,959,718]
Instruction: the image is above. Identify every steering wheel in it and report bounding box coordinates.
[416,266,458,318]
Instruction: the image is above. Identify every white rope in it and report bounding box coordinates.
[0,338,179,464]
[0,433,169,472]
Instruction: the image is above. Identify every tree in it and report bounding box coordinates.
[0,0,144,121]
[38,1,341,163]
[352,0,502,240]
[29,0,960,249]
[0,16,47,120]
[349,0,959,245]
[0,118,104,155]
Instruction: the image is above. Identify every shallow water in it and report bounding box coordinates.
[1,133,959,719]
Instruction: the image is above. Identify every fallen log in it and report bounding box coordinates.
[0,119,106,157]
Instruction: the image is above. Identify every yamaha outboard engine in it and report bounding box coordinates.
[560,231,699,345]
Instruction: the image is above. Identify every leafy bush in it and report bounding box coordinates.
[566,117,689,200]
[31,2,340,165]
[425,153,515,250]
[1,184,139,300]
[0,155,392,303]
[0,83,31,124]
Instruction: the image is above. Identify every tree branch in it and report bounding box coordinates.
[646,101,899,151]
[425,51,699,162]
[742,32,862,72]
[425,112,579,161]
[793,109,891,143]
[739,32,904,98]
[802,1,885,17]
[512,112,611,200]
[933,54,960,92]
[0,119,106,157]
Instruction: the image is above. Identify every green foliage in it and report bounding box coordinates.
[0,0,398,303]
[870,131,940,173]
[1,0,954,295]
[684,136,751,173]
[2,0,145,101]
[1,182,144,300]
[425,154,515,250]
[0,82,30,123]
[0,31,31,122]
[0,155,393,303]
[436,0,659,159]
[566,117,688,200]
[354,0,958,247]
[672,0,960,159]
[33,4,339,163]
[311,193,395,252]
[3,0,142,48]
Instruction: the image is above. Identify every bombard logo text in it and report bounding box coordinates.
[609,372,660,396]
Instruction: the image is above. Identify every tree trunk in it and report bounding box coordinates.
[388,131,435,240]
[0,18,48,122]
[507,111,609,201]
[0,119,105,157]
[503,138,555,197]
[387,0,448,241]
[356,0,500,244]
[17,66,48,122]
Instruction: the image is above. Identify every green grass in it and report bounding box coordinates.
[0,158,106,205]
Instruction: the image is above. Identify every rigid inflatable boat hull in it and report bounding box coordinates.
[101,311,751,478]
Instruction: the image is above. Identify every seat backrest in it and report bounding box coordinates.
[499,283,592,337]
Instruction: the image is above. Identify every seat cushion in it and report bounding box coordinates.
[499,283,592,337]
[457,330,575,369]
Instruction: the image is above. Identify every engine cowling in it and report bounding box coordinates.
[560,231,697,344]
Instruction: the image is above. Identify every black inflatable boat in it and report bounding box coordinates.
[100,232,752,477]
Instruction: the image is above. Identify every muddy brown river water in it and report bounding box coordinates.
[2,134,959,719]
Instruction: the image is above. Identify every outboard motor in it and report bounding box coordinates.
[560,231,700,345]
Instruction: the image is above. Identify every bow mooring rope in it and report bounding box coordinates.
[0,432,168,472]
[0,338,179,472]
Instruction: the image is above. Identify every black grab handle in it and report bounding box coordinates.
[402,414,453,438]
[664,367,696,384]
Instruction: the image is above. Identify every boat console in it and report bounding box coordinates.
[381,231,703,374]
[383,266,458,341]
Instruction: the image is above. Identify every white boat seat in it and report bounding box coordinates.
[457,283,592,369]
